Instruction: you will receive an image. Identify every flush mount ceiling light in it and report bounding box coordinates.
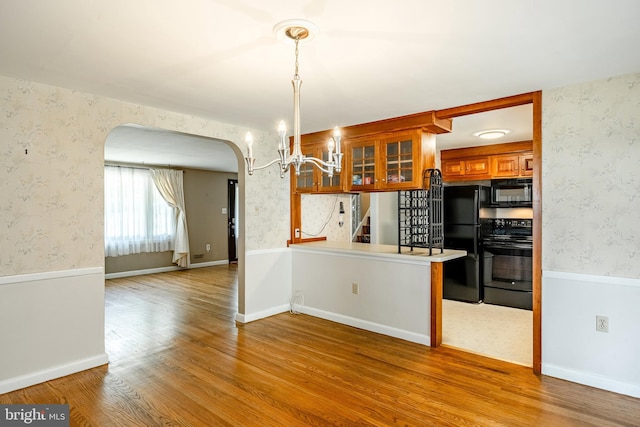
[473,129,511,140]
[244,19,342,178]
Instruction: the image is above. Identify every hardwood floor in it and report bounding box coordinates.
[2,265,639,426]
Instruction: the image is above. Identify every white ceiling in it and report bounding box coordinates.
[105,125,239,172]
[1,1,639,171]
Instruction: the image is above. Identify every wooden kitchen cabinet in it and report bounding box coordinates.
[382,133,418,188]
[441,159,465,177]
[347,129,436,191]
[491,154,520,177]
[291,143,343,193]
[441,156,491,180]
[464,157,491,178]
[520,153,534,176]
[290,109,450,243]
[349,139,377,190]
[491,152,534,178]
[441,141,533,182]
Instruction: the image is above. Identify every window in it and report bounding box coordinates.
[104,166,176,257]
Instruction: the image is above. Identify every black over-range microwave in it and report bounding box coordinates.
[489,178,533,207]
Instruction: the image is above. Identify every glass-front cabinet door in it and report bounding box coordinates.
[291,144,344,193]
[349,139,377,190]
[380,130,422,189]
[384,137,413,185]
[292,145,317,193]
[320,149,342,191]
[295,161,315,191]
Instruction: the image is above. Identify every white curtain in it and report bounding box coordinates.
[151,169,190,268]
[104,166,175,257]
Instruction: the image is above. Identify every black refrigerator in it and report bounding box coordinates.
[443,185,489,303]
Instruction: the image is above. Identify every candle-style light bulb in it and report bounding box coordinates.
[245,132,253,158]
[278,120,287,150]
[328,137,335,154]
[333,126,342,154]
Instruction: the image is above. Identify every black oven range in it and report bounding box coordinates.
[481,218,533,310]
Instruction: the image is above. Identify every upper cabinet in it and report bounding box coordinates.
[293,110,450,194]
[291,142,344,193]
[442,156,491,180]
[441,141,533,182]
[491,152,534,178]
[349,138,377,190]
[347,129,436,191]
[520,153,534,176]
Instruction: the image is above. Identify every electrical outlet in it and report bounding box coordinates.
[352,282,359,295]
[596,315,609,333]
[205,244,211,252]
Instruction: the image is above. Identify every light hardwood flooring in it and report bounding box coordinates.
[1,265,639,426]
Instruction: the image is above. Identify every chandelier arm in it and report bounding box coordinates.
[250,158,283,172]
[246,20,342,179]
[303,156,337,174]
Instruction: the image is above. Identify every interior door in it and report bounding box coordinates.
[227,179,238,263]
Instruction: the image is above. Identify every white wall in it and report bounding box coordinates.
[239,249,292,323]
[0,269,107,393]
[370,192,398,245]
[291,247,431,345]
[541,72,640,397]
[542,272,640,397]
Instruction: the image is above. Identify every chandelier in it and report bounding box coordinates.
[244,20,343,178]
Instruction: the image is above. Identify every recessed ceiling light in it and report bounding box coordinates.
[473,129,510,140]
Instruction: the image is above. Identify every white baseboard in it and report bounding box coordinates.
[542,363,640,398]
[235,304,289,324]
[105,266,181,279]
[190,260,229,268]
[235,304,430,346]
[300,306,430,346]
[0,353,109,394]
[105,260,229,279]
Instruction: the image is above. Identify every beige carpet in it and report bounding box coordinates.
[442,299,533,366]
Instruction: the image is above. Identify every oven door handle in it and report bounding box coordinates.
[484,243,533,251]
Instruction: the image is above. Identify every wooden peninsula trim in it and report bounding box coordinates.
[430,262,443,347]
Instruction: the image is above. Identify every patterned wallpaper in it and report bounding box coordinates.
[542,72,640,278]
[0,75,289,277]
[301,193,353,241]
[3,72,639,279]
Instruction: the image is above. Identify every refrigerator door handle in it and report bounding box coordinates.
[473,189,479,223]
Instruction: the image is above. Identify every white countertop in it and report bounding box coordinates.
[289,240,466,263]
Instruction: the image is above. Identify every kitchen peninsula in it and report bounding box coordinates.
[289,241,465,347]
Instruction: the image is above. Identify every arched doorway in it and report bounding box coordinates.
[103,123,246,313]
